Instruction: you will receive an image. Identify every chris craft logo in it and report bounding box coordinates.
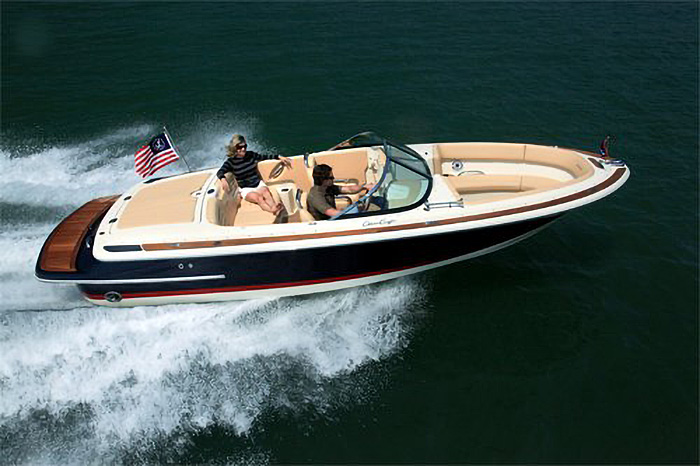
[152,136,168,151]
[362,218,395,227]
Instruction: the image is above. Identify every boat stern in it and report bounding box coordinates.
[35,195,120,282]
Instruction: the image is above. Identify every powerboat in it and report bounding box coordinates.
[35,132,629,307]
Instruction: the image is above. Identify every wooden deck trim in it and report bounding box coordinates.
[141,168,626,252]
[39,195,120,272]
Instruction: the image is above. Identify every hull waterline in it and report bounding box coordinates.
[74,215,559,307]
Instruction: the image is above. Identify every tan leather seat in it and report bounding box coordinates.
[296,189,318,222]
[434,143,527,176]
[234,199,279,226]
[258,157,313,192]
[523,145,594,178]
[445,174,561,194]
[307,148,369,186]
[205,173,282,227]
[215,173,241,226]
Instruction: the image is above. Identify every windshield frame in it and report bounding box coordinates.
[329,133,433,221]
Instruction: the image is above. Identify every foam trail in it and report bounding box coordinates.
[0,119,425,464]
[0,117,266,211]
[0,278,427,464]
[0,224,86,311]
[0,117,267,311]
[0,125,154,209]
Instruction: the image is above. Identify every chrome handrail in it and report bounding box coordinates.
[424,200,464,211]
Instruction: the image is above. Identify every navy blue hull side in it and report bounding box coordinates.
[72,215,561,300]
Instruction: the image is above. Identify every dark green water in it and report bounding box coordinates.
[1,2,697,464]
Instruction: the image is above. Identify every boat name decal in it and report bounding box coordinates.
[362,218,396,228]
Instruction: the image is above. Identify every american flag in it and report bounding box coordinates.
[134,132,180,177]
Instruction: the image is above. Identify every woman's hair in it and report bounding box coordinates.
[312,164,333,186]
[226,134,246,157]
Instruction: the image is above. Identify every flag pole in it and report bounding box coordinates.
[163,126,192,173]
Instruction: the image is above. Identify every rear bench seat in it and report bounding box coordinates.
[206,159,317,226]
[205,173,280,226]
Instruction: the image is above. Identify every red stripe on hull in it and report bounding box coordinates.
[83,260,432,301]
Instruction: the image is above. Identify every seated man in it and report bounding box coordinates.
[307,164,374,221]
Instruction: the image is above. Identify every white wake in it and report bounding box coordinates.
[0,121,428,464]
[0,280,426,463]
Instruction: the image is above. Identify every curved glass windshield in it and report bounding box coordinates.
[330,133,433,220]
[328,131,385,151]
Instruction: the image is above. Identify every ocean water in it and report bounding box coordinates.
[1,2,697,464]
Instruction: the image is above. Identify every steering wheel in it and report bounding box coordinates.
[355,193,372,212]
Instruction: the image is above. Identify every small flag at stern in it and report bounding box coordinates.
[134,132,179,177]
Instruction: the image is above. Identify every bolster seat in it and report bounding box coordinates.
[205,173,241,226]
[258,156,314,192]
[306,148,369,185]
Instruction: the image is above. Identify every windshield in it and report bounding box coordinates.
[328,131,385,151]
[330,133,433,220]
